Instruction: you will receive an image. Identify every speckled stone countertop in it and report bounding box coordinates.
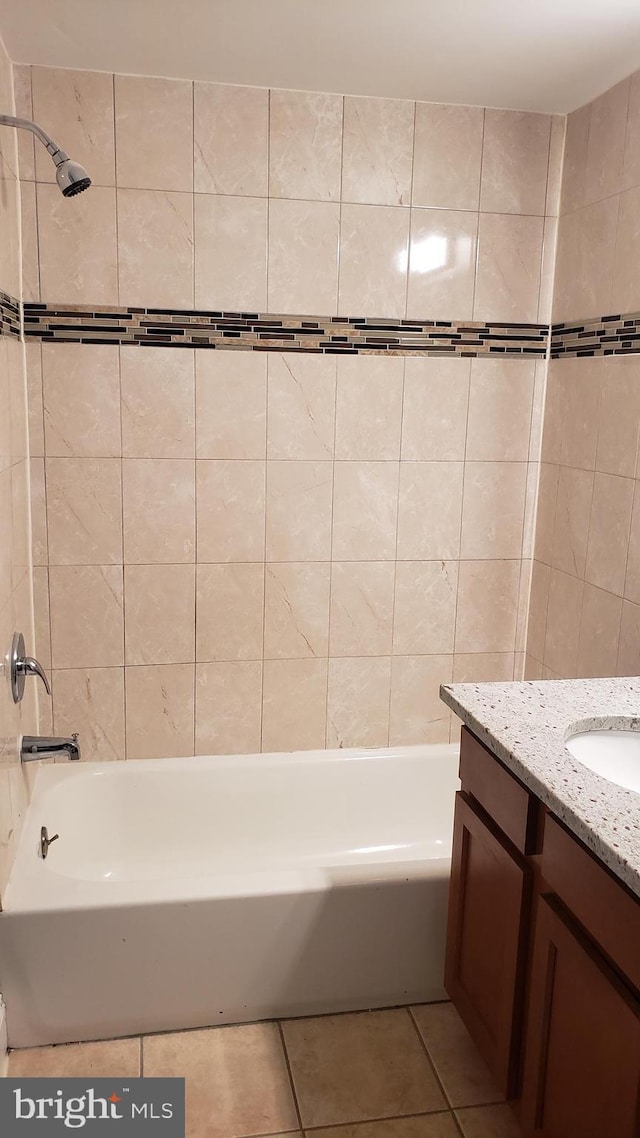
[440,677,640,899]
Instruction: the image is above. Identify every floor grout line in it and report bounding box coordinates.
[277,1021,304,1133]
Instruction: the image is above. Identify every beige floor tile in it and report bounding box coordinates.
[310,1114,459,1138]
[8,1038,140,1077]
[455,1104,522,1138]
[281,1010,446,1128]
[411,1004,502,1109]
[143,1023,298,1138]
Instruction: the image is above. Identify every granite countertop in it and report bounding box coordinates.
[440,677,640,899]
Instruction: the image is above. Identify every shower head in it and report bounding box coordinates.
[0,113,92,197]
[55,158,92,197]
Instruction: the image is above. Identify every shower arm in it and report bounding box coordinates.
[0,113,69,165]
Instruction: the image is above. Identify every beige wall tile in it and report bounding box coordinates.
[265,562,330,659]
[452,653,515,682]
[623,71,640,192]
[474,213,544,322]
[196,562,264,661]
[401,358,470,461]
[611,185,640,314]
[412,103,483,210]
[194,82,268,196]
[145,1022,297,1138]
[544,568,583,677]
[329,561,395,657]
[269,89,342,201]
[195,194,268,310]
[332,461,399,560]
[596,357,640,477]
[335,355,403,460]
[577,583,622,678]
[12,63,35,181]
[393,560,458,654]
[480,110,551,215]
[552,197,618,323]
[389,654,453,745]
[537,215,558,323]
[29,456,48,566]
[46,457,122,565]
[397,462,464,560]
[26,342,44,458]
[121,345,195,458]
[342,95,414,207]
[37,184,118,305]
[262,658,328,751]
[466,360,534,462]
[49,565,123,668]
[539,362,566,466]
[266,460,333,562]
[327,658,392,748]
[339,204,410,319]
[282,1010,445,1126]
[559,103,590,215]
[551,466,593,578]
[559,356,602,470]
[195,661,262,755]
[617,599,640,675]
[117,188,194,308]
[196,459,265,562]
[52,667,124,761]
[32,565,51,669]
[625,484,640,604]
[583,78,630,206]
[268,198,339,315]
[123,458,195,564]
[196,351,267,460]
[455,560,519,654]
[124,564,195,665]
[115,74,193,191]
[406,208,478,320]
[268,353,336,459]
[460,462,527,560]
[545,115,566,217]
[125,663,194,758]
[43,343,121,457]
[412,1002,502,1109]
[585,472,634,595]
[525,560,550,663]
[20,179,39,301]
[32,66,115,186]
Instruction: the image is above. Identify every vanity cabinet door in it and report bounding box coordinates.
[445,792,531,1097]
[520,894,640,1138]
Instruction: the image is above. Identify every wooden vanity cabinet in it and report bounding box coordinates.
[446,726,640,1138]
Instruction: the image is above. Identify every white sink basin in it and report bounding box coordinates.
[565,729,640,794]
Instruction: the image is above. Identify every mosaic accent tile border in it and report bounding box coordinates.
[551,312,640,359]
[21,302,549,358]
[0,290,21,339]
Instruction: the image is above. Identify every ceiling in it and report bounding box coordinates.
[0,0,639,114]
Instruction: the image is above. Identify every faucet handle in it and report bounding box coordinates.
[10,632,52,703]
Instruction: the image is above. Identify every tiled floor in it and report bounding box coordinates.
[8,1003,522,1138]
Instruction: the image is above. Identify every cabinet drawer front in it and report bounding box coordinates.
[521,894,640,1138]
[542,815,640,994]
[460,727,538,854]
[446,792,531,1096]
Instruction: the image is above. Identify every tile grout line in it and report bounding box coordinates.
[277,1021,304,1134]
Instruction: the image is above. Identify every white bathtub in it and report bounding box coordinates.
[0,743,459,1048]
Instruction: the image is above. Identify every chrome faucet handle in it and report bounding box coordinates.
[10,632,52,704]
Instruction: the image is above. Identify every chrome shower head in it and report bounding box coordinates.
[55,158,92,197]
[0,113,92,197]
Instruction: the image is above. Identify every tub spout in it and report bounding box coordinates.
[21,734,81,762]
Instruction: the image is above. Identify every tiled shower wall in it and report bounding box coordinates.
[15,65,562,758]
[527,69,640,680]
[0,42,36,893]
